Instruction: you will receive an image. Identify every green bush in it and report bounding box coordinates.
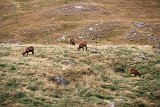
[101,84,118,90]
[0,93,10,105]
[0,63,7,68]
[5,79,19,89]
[94,94,114,100]
[89,64,104,74]
[27,83,38,91]
[13,91,26,98]
[113,64,126,73]
[10,66,17,71]
[14,0,29,2]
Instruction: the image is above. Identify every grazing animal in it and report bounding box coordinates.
[69,37,75,45]
[77,41,87,51]
[128,68,141,77]
[22,46,34,56]
[153,44,160,49]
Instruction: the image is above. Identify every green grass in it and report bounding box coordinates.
[0,44,159,106]
[135,78,160,100]
[0,0,160,106]
[5,79,19,89]
[13,91,26,99]
[14,0,30,2]
[10,65,17,71]
[0,63,7,68]
[116,49,132,56]
[94,94,113,100]
[112,62,126,73]
[0,92,10,106]
[17,97,56,107]
[89,64,105,74]
[27,83,38,91]
[0,52,10,57]
[101,84,118,91]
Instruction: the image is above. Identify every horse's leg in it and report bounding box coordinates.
[85,45,87,51]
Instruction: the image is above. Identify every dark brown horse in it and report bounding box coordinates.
[77,41,87,51]
[22,46,34,56]
[128,68,141,77]
[69,38,75,45]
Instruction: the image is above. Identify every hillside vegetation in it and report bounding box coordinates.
[0,0,160,107]
[0,44,160,107]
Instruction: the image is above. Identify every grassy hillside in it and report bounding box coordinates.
[0,0,160,44]
[0,0,160,107]
[0,44,160,107]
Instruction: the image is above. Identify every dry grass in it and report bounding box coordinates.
[0,44,160,107]
[0,0,160,44]
[0,0,160,106]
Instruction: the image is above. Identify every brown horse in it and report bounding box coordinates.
[128,68,141,77]
[22,46,34,56]
[69,38,75,45]
[77,41,87,51]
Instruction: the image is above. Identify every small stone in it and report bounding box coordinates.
[49,76,69,85]
[89,27,94,31]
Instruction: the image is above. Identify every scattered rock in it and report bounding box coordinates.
[61,59,75,65]
[124,29,159,42]
[45,4,98,16]
[133,21,152,29]
[0,40,22,45]
[79,36,84,39]
[131,54,148,61]
[48,76,70,85]
[57,36,66,42]
[109,102,115,107]
[133,22,145,28]
[68,21,121,40]
[89,27,94,31]
[61,36,66,40]
[73,5,86,10]
[147,34,158,41]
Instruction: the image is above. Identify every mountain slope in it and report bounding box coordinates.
[0,44,160,107]
[0,0,160,45]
